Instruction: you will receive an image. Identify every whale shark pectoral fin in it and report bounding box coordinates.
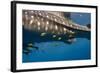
[70,34,76,42]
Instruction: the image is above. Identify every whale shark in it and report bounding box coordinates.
[22,10,91,54]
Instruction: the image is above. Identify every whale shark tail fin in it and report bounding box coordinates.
[86,24,91,29]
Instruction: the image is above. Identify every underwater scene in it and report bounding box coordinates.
[22,10,91,63]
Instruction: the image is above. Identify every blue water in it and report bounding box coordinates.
[22,12,91,63]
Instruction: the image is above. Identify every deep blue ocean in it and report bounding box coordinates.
[22,12,91,63]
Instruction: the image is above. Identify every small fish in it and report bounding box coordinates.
[40,33,46,36]
[23,43,39,55]
[53,35,56,38]
[58,37,62,40]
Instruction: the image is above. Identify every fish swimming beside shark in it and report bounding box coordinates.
[22,10,91,54]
